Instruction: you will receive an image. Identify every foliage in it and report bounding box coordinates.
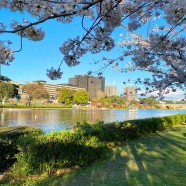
[0,75,11,82]
[22,83,49,99]
[96,91,105,100]
[73,89,90,104]
[98,95,127,108]
[0,127,43,173]
[0,82,14,99]
[20,93,31,106]
[75,114,186,142]
[58,87,73,105]
[0,103,71,109]
[140,96,159,107]
[9,131,106,178]
[101,97,112,107]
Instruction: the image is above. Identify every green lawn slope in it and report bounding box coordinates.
[3,124,186,186]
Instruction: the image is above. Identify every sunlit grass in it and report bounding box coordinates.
[2,125,186,186]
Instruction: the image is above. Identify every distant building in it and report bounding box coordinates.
[18,80,85,100]
[105,85,118,96]
[123,86,137,100]
[68,75,105,99]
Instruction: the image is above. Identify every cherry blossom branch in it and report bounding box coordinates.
[13,31,23,53]
[0,0,103,34]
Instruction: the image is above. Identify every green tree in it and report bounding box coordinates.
[73,90,90,105]
[109,95,127,105]
[0,75,11,82]
[23,83,49,99]
[99,95,127,108]
[140,96,159,107]
[58,88,73,105]
[0,82,14,99]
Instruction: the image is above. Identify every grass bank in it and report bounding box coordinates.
[5,124,185,186]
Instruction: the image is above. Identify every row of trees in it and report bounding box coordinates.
[0,82,90,105]
[94,95,160,108]
[0,82,49,104]
[1,81,182,107]
[58,88,90,105]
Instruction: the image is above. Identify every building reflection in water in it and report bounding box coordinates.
[123,111,138,121]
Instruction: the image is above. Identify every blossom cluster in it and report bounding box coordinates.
[118,29,186,94]
[46,68,63,80]
[0,41,14,65]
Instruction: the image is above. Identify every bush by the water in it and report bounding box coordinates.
[0,127,43,172]
[10,131,106,177]
[75,114,186,142]
[1,114,185,179]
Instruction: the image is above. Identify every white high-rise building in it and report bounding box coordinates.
[105,85,118,96]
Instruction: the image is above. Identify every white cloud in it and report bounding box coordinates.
[137,90,185,100]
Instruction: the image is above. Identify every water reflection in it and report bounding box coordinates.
[0,109,185,133]
[123,111,138,121]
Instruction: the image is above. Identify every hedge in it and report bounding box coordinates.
[10,131,106,177]
[0,127,43,172]
[75,114,186,142]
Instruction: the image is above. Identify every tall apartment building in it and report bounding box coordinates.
[68,75,105,99]
[105,85,118,96]
[123,86,137,101]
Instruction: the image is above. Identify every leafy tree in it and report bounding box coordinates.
[0,1,185,97]
[109,95,127,105]
[0,82,14,99]
[102,97,112,108]
[23,83,49,99]
[99,95,127,108]
[20,94,31,106]
[0,75,11,82]
[96,91,105,101]
[73,90,90,105]
[140,96,159,107]
[58,88,73,105]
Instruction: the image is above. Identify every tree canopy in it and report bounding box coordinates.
[23,83,49,99]
[58,87,73,105]
[0,81,14,99]
[140,96,159,107]
[0,75,11,82]
[73,89,90,104]
[0,0,185,98]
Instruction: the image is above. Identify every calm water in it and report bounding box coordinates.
[0,109,186,133]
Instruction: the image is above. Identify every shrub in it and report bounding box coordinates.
[0,127,43,172]
[75,114,186,142]
[10,130,106,177]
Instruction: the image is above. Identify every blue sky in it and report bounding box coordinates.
[0,8,143,94]
[0,8,185,99]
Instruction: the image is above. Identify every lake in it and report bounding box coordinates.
[0,109,186,133]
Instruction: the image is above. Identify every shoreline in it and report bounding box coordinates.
[0,106,186,111]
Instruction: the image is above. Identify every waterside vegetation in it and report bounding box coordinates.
[0,114,186,185]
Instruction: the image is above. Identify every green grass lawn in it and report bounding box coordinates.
[2,125,186,186]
